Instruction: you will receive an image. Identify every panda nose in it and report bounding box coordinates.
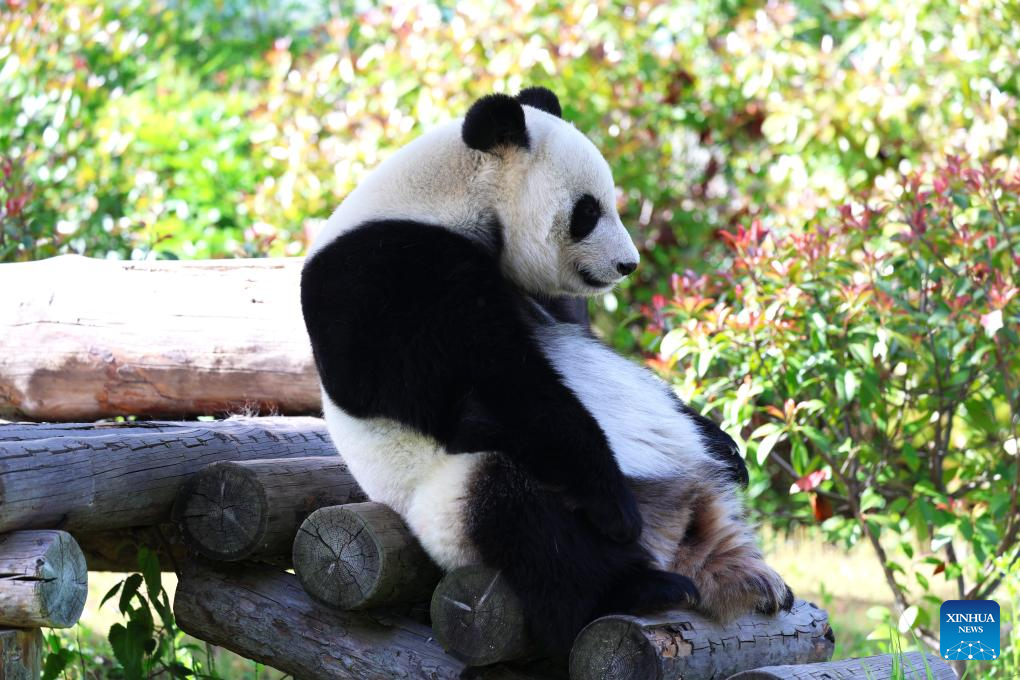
[616,261,638,276]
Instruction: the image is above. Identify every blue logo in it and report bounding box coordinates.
[940,599,1000,661]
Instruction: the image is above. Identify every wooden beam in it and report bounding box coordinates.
[0,255,318,421]
[0,531,87,628]
[173,457,366,563]
[727,652,955,679]
[0,628,43,679]
[173,560,550,680]
[0,417,336,533]
[568,600,834,680]
[292,502,441,610]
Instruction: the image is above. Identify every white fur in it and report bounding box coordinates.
[536,325,712,479]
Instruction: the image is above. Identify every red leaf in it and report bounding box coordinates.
[789,468,832,494]
[810,493,833,522]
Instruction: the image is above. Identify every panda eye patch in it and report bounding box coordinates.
[570,194,602,241]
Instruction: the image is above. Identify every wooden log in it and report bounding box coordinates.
[568,600,834,680]
[727,652,955,679]
[0,255,319,421]
[173,560,550,680]
[0,628,43,680]
[174,457,366,562]
[293,502,440,610]
[73,525,186,572]
[0,531,87,628]
[0,417,336,533]
[430,565,534,666]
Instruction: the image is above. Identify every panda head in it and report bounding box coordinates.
[462,88,640,298]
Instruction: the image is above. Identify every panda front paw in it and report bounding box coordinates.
[579,482,643,543]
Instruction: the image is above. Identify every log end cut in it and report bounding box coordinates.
[0,531,88,628]
[429,565,533,667]
[173,462,268,562]
[293,502,440,610]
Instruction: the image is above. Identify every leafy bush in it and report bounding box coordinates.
[2,0,1017,273]
[648,158,1019,648]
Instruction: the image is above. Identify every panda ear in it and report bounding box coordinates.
[462,94,529,152]
[516,87,562,118]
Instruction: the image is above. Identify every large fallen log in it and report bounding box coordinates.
[728,652,954,679]
[293,502,441,610]
[174,457,365,562]
[0,255,318,421]
[0,417,336,533]
[0,628,42,679]
[174,560,551,680]
[0,531,87,628]
[568,601,834,680]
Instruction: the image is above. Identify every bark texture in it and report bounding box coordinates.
[0,628,42,680]
[429,565,534,666]
[0,255,318,421]
[0,417,336,533]
[173,560,550,680]
[174,457,366,562]
[73,525,186,572]
[568,600,834,680]
[293,502,440,610]
[728,652,954,679]
[0,531,87,628]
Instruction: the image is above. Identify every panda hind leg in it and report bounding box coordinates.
[465,454,697,655]
[669,487,794,620]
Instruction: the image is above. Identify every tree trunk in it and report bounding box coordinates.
[0,531,87,628]
[568,600,834,680]
[0,628,42,680]
[0,417,336,533]
[0,255,319,421]
[173,457,366,563]
[430,565,535,666]
[293,502,441,610]
[727,652,954,679]
[173,560,551,680]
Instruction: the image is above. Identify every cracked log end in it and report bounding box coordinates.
[430,565,534,667]
[569,599,835,680]
[0,530,88,628]
[173,462,268,561]
[292,502,441,610]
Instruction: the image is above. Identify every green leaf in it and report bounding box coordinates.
[109,621,147,680]
[100,580,123,608]
[119,574,143,614]
[138,547,162,602]
[756,430,784,465]
[41,648,72,680]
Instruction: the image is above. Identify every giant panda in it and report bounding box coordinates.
[301,88,793,653]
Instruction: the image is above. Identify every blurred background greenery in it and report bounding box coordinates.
[3,0,1019,677]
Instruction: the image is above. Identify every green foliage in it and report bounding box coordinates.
[647,158,1019,648]
[2,0,1017,270]
[45,548,218,679]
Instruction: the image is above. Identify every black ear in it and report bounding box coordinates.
[516,87,562,118]
[462,94,529,151]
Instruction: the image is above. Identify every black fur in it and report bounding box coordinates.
[515,86,562,118]
[467,454,700,655]
[462,94,529,151]
[301,219,641,543]
[533,295,590,327]
[569,193,602,242]
[671,397,749,487]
